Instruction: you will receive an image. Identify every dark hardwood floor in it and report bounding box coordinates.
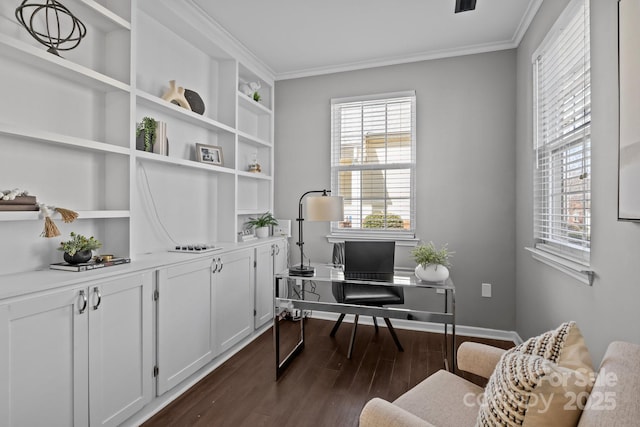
[143,318,513,427]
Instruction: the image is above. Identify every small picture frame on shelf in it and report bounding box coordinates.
[196,143,223,166]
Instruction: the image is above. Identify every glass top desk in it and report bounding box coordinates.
[274,264,456,379]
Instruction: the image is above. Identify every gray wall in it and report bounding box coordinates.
[274,51,517,330]
[516,0,640,364]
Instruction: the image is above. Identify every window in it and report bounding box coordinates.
[330,91,416,239]
[533,0,590,264]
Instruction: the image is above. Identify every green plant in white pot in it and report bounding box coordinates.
[245,212,278,238]
[411,241,453,282]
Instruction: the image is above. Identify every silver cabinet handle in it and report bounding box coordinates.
[212,259,218,273]
[79,290,88,314]
[217,257,223,272]
[93,287,102,310]
[275,245,280,255]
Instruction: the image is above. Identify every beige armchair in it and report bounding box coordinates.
[360,340,640,427]
[360,342,505,427]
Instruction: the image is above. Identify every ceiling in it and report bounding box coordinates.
[192,0,542,81]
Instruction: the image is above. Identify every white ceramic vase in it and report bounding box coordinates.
[415,264,449,282]
[255,226,269,238]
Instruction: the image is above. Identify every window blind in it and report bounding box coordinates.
[533,0,590,262]
[330,91,416,237]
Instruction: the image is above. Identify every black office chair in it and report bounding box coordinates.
[330,242,404,358]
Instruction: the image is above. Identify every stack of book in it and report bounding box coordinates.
[50,257,131,272]
[238,230,257,242]
[153,121,168,155]
[0,195,39,211]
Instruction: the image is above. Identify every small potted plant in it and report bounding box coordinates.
[411,241,453,282]
[58,232,102,264]
[245,212,278,238]
[136,116,157,152]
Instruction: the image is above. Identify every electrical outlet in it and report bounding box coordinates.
[436,289,445,294]
[482,283,492,298]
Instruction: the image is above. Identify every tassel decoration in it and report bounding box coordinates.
[55,207,79,223]
[40,205,61,238]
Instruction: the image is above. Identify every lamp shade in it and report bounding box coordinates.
[306,195,344,221]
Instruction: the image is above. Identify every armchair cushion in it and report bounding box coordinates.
[477,350,592,426]
[392,370,482,427]
[477,322,595,426]
[515,321,594,374]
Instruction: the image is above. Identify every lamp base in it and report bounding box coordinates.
[288,264,315,277]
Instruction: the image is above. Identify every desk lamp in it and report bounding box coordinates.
[289,189,344,276]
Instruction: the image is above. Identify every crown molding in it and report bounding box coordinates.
[275,40,518,81]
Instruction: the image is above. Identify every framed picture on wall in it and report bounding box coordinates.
[196,143,224,166]
[618,0,640,221]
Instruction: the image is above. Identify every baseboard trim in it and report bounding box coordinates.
[309,311,523,345]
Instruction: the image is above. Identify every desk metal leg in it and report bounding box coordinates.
[274,277,305,380]
[442,289,456,373]
[444,290,449,371]
[451,289,456,373]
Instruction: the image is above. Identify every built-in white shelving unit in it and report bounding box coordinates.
[0,0,275,275]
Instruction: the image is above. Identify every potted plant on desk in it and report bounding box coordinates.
[411,241,453,282]
[245,212,278,238]
[58,232,102,264]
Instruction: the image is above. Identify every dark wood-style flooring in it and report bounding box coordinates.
[143,318,514,427]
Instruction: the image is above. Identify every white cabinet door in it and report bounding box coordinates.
[89,273,153,427]
[254,243,274,328]
[273,240,288,274]
[0,288,89,427]
[214,249,254,354]
[157,258,215,395]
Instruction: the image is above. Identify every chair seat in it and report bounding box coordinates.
[342,283,404,306]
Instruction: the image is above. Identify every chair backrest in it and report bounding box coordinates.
[333,241,403,304]
[344,241,395,275]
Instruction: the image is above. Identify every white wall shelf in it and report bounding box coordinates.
[237,131,272,148]
[0,124,130,155]
[73,0,132,31]
[237,209,270,216]
[236,171,272,181]
[238,92,272,115]
[0,210,130,222]
[0,34,131,93]
[135,151,236,175]
[136,90,235,135]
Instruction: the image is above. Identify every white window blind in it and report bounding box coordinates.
[330,91,416,238]
[533,0,590,263]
